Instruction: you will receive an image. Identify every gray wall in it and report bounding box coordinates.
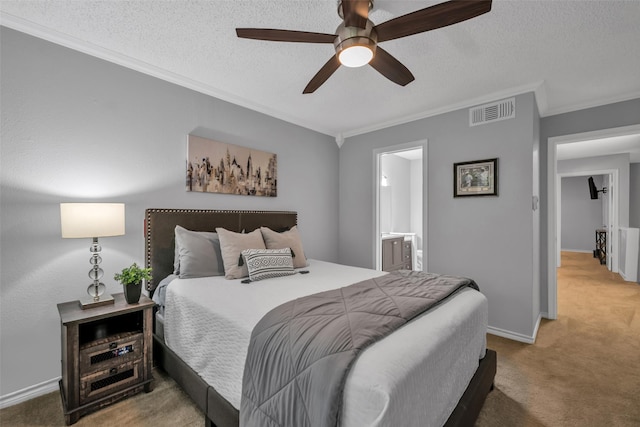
[558,154,630,228]
[631,164,640,228]
[561,175,604,251]
[0,28,339,396]
[339,92,540,340]
[380,154,411,232]
[539,98,640,313]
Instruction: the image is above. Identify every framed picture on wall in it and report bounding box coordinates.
[186,135,277,197]
[453,158,498,197]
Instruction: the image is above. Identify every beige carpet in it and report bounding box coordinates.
[476,251,640,427]
[2,251,639,426]
[0,368,203,427]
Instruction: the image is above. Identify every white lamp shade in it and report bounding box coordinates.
[60,203,125,238]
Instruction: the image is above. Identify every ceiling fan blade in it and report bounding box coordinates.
[236,28,336,44]
[303,56,341,94]
[369,47,415,87]
[342,0,370,29]
[375,0,492,43]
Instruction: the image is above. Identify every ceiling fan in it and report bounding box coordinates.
[236,0,492,94]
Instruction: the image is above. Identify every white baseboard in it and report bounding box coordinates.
[488,320,540,344]
[531,313,543,343]
[561,249,593,254]
[541,311,553,320]
[0,377,60,409]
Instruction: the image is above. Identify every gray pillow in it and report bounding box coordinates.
[174,225,224,279]
[174,225,220,274]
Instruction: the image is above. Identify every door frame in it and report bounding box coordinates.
[373,140,427,271]
[547,124,639,319]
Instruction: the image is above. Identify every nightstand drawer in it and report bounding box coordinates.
[80,360,141,404]
[80,332,143,374]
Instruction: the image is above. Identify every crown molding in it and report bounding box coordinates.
[0,13,336,138]
[340,81,548,140]
[2,13,637,147]
[540,90,640,118]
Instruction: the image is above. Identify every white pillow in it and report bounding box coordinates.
[242,248,296,282]
[216,227,266,279]
[260,226,308,268]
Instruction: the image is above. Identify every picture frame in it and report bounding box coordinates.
[186,135,277,197]
[453,158,498,197]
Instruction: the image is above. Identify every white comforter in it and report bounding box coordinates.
[163,260,487,427]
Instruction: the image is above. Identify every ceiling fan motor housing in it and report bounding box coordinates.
[336,0,374,19]
[334,21,378,66]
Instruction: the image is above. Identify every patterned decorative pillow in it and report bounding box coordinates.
[241,248,296,282]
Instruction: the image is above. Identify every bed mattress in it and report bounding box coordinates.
[162,260,487,427]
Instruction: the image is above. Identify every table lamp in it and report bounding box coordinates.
[60,203,125,309]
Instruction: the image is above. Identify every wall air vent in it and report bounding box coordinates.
[469,97,515,126]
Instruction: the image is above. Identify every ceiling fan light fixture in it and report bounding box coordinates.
[334,21,378,68]
[338,43,374,67]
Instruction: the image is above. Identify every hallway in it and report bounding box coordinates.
[477,251,640,426]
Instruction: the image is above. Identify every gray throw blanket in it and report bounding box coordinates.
[240,270,479,427]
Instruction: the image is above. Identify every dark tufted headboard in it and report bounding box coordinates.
[144,209,298,295]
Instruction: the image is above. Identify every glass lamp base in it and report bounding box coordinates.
[80,282,115,309]
[80,239,116,309]
[80,293,114,309]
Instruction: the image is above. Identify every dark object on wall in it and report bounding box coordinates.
[454,158,498,197]
[588,176,607,200]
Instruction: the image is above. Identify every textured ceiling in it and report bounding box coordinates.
[1,0,639,141]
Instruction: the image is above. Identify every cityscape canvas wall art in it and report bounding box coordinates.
[186,135,277,197]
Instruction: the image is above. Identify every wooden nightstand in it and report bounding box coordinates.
[57,293,154,425]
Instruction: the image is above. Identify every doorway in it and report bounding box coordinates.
[558,171,616,270]
[547,124,640,319]
[374,141,426,272]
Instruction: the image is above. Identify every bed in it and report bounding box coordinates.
[145,208,496,427]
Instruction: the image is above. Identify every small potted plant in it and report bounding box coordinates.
[114,263,152,304]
